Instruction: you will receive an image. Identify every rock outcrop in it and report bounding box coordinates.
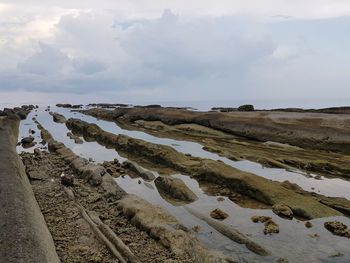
[83,107,350,153]
[117,194,234,263]
[65,117,342,219]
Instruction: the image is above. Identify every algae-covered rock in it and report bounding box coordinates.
[210,208,229,220]
[272,204,293,219]
[324,221,350,238]
[51,112,67,123]
[117,194,234,263]
[154,176,198,205]
[251,216,279,235]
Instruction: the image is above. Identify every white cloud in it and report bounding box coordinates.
[0,2,349,103]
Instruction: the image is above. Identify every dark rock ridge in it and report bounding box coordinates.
[56,103,83,109]
[0,116,60,263]
[0,105,34,120]
[134,104,162,108]
[211,104,254,112]
[271,106,350,114]
[82,107,350,153]
[88,103,130,108]
[238,104,254,111]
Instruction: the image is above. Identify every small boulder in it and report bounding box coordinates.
[264,219,279,235]
[21,136,34,144]
[272,204,293,219]
[251,215,279,235]
[305,221,313,228]
[210,209,229,220]
[324,221,350,238]
[61,174,74,186]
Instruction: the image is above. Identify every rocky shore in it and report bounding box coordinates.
[2,104,350,263]
[83,107,350,153]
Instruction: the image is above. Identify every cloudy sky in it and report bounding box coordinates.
[0,0,349,106]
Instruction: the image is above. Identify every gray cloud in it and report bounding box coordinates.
[0,6,349,102]
[17,43,70,75]
[72,58,107,75]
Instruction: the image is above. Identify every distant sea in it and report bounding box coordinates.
[1,98,350,111]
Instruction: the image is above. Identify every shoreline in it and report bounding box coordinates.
[1,104,350,263]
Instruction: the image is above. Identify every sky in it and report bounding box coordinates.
[0,0,350,106]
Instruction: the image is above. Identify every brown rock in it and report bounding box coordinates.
[264,219,279,235]
[21,136,34,144]
[210,209,229,220]
[305,221,313,228]
[251,216,271,223]
[61,174,74,186]
[324,221,350,238]
[155,176,198,205]
[251,216,279,235]
[272,204,293,219]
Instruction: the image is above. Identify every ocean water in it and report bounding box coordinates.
[1,95,350,111]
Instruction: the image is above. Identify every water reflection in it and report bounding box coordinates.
[54,107,350,199]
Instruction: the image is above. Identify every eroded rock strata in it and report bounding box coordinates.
[80,107,350,178]
[65,117,341,219]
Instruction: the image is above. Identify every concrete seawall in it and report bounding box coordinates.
[0,116,60,263]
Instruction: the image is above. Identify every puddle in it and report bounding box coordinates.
[116,173,350,263]
[53,107,350,200]
[17,109,42,153]
[17,107,126,163]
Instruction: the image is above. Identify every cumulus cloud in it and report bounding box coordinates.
[0,3,349,103]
